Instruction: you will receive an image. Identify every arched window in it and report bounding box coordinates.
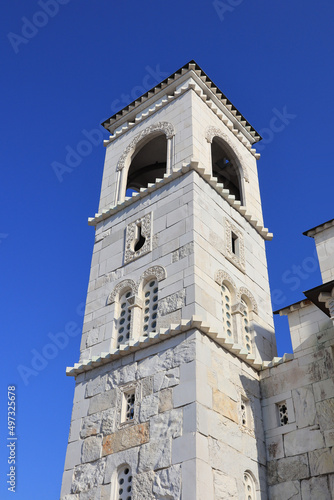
[113,464,133,500]
[142,279,158,336]
[221,283,234,339]
[240,297,252,354]
[211,137,242,202]
[244,471,256,500]
[116,290,132,348]
[126,134,167,195]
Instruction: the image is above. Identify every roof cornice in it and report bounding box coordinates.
[101,60,261,144]
[303,218,334,238]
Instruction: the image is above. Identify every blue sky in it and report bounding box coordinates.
[1,1,333,498]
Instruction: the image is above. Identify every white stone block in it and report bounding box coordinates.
[313,378,334,402]
[173,379,196,408]
[284,427,324,456]
[152,464,182,499]
[292,385,316,428]
[72,399,90,421]
[266,434,284,460]
[60,469,74,497]
[150,409,183,440]
[268,481,301,500]
[172,433,196,464]
[69,418,81,443]
[181,459,196,500]
[138,438,172,472]
[64,439,82,470]
[301,475,332,500]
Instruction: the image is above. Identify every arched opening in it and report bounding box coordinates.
[221,282,234,340]
[141,278,159,336]
[211,137,242,202]
[126,134,167,195]
[240,295,252,354]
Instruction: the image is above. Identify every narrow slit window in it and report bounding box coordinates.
[231,232,239,256]
[241,298,252,354]
[133,223,146,252]
[142,280,158,336]
[221,284,233,338]
[117,291,132,348]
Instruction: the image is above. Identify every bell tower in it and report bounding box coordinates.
[60,61,276,500]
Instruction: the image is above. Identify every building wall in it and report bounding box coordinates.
[61,327,271,500]
[261,309,334,499]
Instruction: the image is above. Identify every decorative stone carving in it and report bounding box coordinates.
[124,213,153,265]
[107,279,136,305]
[139,265,167,286]
[205,125,249,182]
[237,287,258,313]
[224,218,245,273]
[117,122,175,171]
[214,270,237,294]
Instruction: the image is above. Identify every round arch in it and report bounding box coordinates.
[116,122,175,202]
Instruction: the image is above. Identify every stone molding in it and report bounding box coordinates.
[66,316,294,377]
[214,270,237,295]
[102,64,261,161]
[124,213,153,265]
[107,279,137,305]
[117,122,175,172]
[237,287,258,314]
[225,218,246,273]
[139,265,167,284]
[205,125,249,182]
[89,161,273,242]
[107,265,167,305]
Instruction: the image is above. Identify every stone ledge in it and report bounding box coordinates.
[88,162,273,241]
[103,81,260,158]
[102,61,260,148]
[66,316,290,377]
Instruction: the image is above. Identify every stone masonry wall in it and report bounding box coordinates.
[261,315,334,499]
[197,332,267,499]
[61,331,199,500]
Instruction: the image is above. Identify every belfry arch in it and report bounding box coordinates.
[116,122,175,202]
[206,126,248,204]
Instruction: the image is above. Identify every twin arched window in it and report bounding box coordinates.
[217,274,256,354]
[108,266,166,349]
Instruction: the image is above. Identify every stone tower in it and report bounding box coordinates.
[60,61,277,500]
